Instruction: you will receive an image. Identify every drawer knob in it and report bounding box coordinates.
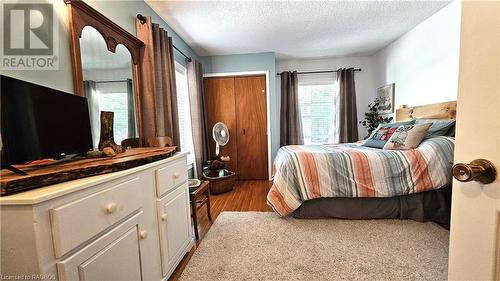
[173,172,180,179]
[139,230,148,240]
[106,203,117,214]
[161,213,167,221]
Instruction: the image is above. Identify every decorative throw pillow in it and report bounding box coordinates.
[362,120,415,149]
[415,119,456,138]
[383,123,432,150]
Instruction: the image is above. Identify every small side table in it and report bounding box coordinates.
[189,180,212,240]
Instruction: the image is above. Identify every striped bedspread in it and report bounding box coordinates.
[267,137,454,216]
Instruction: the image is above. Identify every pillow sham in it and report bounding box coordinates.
[362,120,415,149]
[383,123,432,150]
[415,119,456,138]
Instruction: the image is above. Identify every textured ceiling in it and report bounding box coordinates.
[145,0,451,59]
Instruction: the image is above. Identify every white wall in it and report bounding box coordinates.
[373,0,461,108]
[277,56,378,140]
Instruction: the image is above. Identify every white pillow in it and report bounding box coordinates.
[383,123,432,150]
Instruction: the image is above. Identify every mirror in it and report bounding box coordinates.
[65,0,144,148]
[80,26,137,148]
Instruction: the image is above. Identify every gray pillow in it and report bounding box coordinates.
[415,119,455,138]
[362,120,416,149]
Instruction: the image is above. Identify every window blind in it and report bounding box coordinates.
[175,62,196,165]
[298,73,339,144]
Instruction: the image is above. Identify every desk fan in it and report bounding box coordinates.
[204,122,236,195]
[213,122,229,157]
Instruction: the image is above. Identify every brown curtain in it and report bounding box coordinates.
[337,68,358,143]
[186,59,209,179]
[126,79,137,138]
[280,71,304,146]
[83,80,99,148]
[151,23,180,148]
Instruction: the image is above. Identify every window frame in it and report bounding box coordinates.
[297,78,339,145]
[174,61,196,167]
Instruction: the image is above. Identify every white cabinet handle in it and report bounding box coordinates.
[173,172,180,179]
[139,230,148,240]
[161,213,167,221]
[106,203,117,214]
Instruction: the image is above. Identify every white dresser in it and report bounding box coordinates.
[0,152,193,281]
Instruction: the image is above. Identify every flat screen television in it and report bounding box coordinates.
[1,75,93,172]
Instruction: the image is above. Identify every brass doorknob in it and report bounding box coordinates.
[453,159,497,184]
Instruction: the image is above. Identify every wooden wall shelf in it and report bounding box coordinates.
[1,147,176,196]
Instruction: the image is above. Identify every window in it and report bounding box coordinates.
[97,92,129,142]
[175,62,196,165]
[95,81,134,145]
[298,75,338,145]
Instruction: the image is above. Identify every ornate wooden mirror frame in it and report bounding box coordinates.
[65,0,145,139]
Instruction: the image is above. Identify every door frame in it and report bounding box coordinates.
[203,71,272,180]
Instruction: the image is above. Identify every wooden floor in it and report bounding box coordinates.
[169,180,273,280]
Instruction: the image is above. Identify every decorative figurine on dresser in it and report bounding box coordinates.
[98,111,125,156]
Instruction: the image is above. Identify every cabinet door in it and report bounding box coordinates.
[203,77,238,174]
[57,212,143,281]
[157,182,192,277]
[235,75,268,179]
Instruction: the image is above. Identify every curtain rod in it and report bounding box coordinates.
[276,68,362,76]
[95,79,130,83]
[136,14,192,63]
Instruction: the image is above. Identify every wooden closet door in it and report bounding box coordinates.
[235,76,268,180]
[203,77,238,174]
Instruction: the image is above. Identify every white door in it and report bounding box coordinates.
[157,182,192,277]
[57,213,144,281]
[448,1,500,280]
[77,227,142,281]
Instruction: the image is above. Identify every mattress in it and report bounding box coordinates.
[267,137,454,216]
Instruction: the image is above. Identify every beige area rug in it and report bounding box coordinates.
[180,212,449,281]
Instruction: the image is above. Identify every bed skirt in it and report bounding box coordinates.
[292,185,452,225]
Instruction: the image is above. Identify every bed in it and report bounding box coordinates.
[268,101,457,224]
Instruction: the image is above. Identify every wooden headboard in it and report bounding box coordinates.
[396,101,457,121]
